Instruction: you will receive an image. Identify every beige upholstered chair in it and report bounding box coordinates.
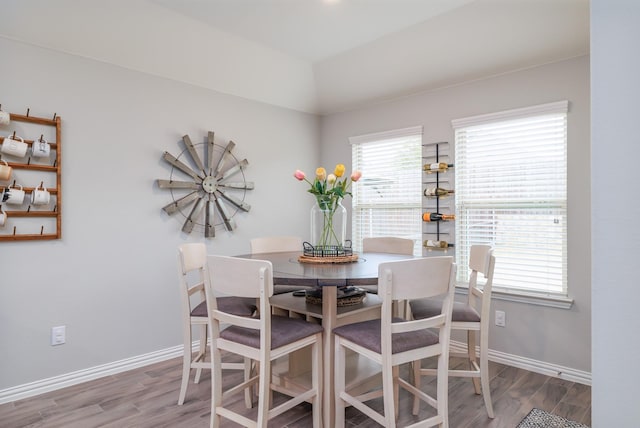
[333,256,456,428]
[360,237,414,294]
[207,255,323,428]
[250,236,312,294]
[410,244,496,418]
[177,243,256,406]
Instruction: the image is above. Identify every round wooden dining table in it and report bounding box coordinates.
[236,250,418,427]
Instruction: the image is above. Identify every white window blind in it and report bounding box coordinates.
[350,127,423,255]
[452,101,568,296]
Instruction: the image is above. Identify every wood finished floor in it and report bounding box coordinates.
[0,355,591,428]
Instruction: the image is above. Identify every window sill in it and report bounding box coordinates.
[455,285,574,309]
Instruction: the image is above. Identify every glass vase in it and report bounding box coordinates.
[310,196,347,252]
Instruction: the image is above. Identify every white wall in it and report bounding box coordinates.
[0,36,319,390]
[591,1,640,426]
[321,56,591,373]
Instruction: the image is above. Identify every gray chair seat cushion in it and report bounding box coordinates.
[333,318,439,354]
[191,297,257,318]
[221,315,323,350]
[410,298,480,323]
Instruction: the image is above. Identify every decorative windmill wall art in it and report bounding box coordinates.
[157,131,253,237]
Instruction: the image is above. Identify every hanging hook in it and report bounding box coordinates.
[26,108,30,117]
[27,205,31,212]
[39,134,43,142]
[40,225,44,235]
[12,226,16,235]
[27,157,31,165]
[12,131,16,138]
[52,112,57,120]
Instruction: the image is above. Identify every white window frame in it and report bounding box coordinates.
[349,126,423,255]
[452,101,571,307]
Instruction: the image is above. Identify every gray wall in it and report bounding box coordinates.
[0,32,596,397]
[320,56,591,373]
[591,1,640,425]
[0,37,318,389]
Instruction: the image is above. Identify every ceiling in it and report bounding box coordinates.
[152,0,478,62]
[151,0,590,114]
[0,0,590,115]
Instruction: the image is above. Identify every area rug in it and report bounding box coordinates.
[517,408,589,428]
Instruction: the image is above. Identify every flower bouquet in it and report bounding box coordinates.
[294,164,361,255]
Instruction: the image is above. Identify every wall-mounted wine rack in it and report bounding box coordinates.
[422,141,454,253]
[0,108,62,241]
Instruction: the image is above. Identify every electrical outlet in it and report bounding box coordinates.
[51,325,66,346]
[495,310,506,327]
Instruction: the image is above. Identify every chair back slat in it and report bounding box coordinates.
[363,237,414,255]
[250,236,302,254]
[469,244,492,276]
[379,256,454,301]
[208,255,273,299]
[179,242,207,273]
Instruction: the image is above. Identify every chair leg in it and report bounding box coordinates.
[393,365,400,420]
[256,355,271,428]
[467,330,481,394]
[210,340,223,428]
[312,337,323,428]
[244,357,253,408]
[436,352,449,428]
[412,359,421,415]
[194,324,208,384]
[479,334,495,418]
[178,325,192,405]
[382,359,397,428]
[334,337,346,428]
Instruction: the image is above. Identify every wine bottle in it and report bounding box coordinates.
[423,187,455,197]
[423,240,450,249]
[423,162,449,173]
[422,212,455,222]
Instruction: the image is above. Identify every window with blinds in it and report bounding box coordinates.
[452,101,568,296]
[349,126,423,255]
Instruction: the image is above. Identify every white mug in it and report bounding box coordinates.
[0,209,6,227]
[0,110,9,126]
[31,184,50,205]
[32,137,51,158]
[2,183,25,205]
[1,135,28,158]
[0,160,11,181]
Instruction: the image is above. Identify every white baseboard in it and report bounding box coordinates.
[450,340,592,386]
[0,344,184,405]
[0,340,591,405]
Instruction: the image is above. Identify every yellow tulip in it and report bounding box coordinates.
[334,164,345,178]
[316,167,327,181]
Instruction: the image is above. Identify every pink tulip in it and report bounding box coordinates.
[350,171,362,182]
[293,170,306,181]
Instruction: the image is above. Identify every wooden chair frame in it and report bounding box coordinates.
[207,255,323,428]
[250,235,302,254]
[412,245,496,418]
[334,256,456,428]
[361,237,415,296]
[177,243,251,407]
